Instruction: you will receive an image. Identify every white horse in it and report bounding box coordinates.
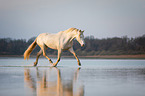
[24,28,85,67]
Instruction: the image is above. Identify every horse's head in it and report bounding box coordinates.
[75,30,85,47]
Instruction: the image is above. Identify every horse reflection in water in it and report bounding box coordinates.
[24,67,84,96]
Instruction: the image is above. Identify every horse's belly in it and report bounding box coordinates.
[44,38,58,49]
[37,33,58,49]
[46,43,57,49]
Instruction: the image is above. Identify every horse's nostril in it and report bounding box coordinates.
[81,44,85,47]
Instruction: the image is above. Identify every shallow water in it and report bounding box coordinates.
[0,57,145,96]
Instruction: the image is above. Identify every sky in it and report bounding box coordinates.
[0,0,145,40]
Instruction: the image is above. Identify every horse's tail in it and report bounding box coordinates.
[24,39,37,60]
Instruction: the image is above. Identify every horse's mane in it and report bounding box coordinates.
[64,28,79,33]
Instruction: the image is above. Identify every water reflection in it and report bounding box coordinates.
[24,67,84,96]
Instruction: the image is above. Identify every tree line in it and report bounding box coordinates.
[0,35,145,56]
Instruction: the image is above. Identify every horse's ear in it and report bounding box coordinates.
[78,29,81,33]
[82,30,84,33]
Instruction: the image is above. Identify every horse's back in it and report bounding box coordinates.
[36,31,74,50]
[36,33,59,49]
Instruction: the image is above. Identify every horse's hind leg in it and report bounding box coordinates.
[40,45,53,64]
[34,49,42,66]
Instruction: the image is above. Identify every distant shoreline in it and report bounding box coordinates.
[0,54,145,59]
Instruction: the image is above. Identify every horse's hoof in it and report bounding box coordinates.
[78,62,81,66]
[33,65,37,67]
[51,64,57,67]
[33,62,37,66]
[51,65,57,67]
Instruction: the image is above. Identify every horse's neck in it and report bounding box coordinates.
[62,32,75,43]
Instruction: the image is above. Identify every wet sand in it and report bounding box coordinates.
[0,58,145,96]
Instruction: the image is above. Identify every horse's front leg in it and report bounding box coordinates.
[68,47,81,66]
[51,49,62,67]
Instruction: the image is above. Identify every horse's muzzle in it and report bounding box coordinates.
[81,44,85,47]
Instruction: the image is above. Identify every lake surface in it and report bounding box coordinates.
[0,57,145,96]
